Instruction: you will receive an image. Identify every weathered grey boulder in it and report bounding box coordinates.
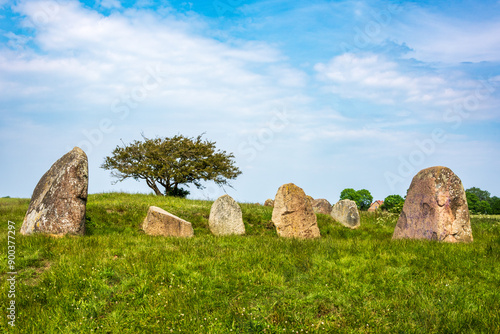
[312,198,332,215]
[20,147,88,236]
[393,166,473,242]
[331,199,360,229]
[209,195,245,236]
[272,183,321,239]
[264,199,274,207]
[142,206,194,237]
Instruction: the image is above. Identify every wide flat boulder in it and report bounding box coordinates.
[209,195,245,236]
[271,183,320,239]
[21,147,88,236]
[393,166,472,242]
[331,199,360,229]
[142,206,194,237]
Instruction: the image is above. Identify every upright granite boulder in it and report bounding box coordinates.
[393,166,473,243]
[142,206,194,237]
[331,199,360,229]
[209,195,245,236]
[20,147,88,236]
[272,183,321,239]
[312,198,332,215]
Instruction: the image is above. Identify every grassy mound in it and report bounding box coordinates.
[1,193,499,333]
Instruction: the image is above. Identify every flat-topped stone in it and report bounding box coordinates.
[142,206,194,237]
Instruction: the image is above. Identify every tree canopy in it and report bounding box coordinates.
[340,188,373,211]
[381,194,405,213]
[465,187,500,214]
[466,187,491,202]
[101,134,242,197]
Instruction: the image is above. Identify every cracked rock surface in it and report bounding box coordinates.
[393,166,473,243]
[271,183,320,239]
[21,147,88,236]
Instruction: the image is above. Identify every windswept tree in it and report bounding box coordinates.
[101,134,242,197]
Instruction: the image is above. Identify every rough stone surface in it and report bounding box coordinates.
[312,199,332,215]
[209,195,245,236]
[393,166,473,243]
[20,147,88,236]
[142,206,194,237]
[264,199,274,207]
[331,199,360,229]
[306,195,314,204]
[272,183,321,239]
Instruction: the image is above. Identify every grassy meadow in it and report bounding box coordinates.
[1,193,500,333]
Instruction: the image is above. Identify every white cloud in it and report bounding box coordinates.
[315,54,449,104]
[314,53,499,121]
[1,0,499,201]
[0,0,317,199]
[391,7,500,63]
[3,0,308,119]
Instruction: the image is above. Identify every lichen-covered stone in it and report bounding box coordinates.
[306,195,314,206]
[312,198,332,215]
[264,199,274,207]
[209,195,245,236]
[142,206,194,237]
[393,166,472,243]
[331,199,360,229]
[20,147,88,236]
[272,183,321,239]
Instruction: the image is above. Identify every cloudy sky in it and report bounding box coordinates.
[1,0,499,203]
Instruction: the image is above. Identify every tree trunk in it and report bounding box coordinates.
[146,178,164,196]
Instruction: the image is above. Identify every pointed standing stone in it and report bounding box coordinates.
[21,147,88,236]
[272,183,321,239]
[208,195,245,236]
[393,166,473,242]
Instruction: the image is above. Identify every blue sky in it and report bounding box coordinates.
[1,0,499,203]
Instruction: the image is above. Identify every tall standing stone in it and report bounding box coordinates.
[393,166,473,242]
[331,199,360,229]
[142,206,194,237]
[20,147,88,236]
[272,183,321,239]
[209,195,245,236]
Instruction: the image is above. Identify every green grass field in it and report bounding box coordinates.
[1,193,499,333]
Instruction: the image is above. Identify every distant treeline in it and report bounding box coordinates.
[465,187,500,215]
